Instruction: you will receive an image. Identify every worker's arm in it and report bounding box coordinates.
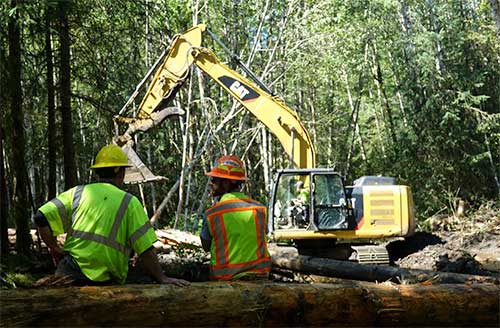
[139,247,189,286]
[199,219,212,252]
[34,210,64,265]
[200,237,211,252]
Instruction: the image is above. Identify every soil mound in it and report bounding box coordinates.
[393,201,499,276]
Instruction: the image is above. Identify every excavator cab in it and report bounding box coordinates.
[270,169,415,264]
[270,168,352,233]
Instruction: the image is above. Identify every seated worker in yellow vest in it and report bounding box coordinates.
[200,155,272,280]
[34,144,189,286]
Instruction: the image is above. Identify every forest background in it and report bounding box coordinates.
[1,0,499,256]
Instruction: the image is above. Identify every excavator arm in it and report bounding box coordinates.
[192,46,315,169]
[116,24,315,170]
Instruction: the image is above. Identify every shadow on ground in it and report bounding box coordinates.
[386,231,443,263]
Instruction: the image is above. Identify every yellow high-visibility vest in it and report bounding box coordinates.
[39,183,156,283]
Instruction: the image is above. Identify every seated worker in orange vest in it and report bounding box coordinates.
[34,144,189,286]
[200,155,272,280]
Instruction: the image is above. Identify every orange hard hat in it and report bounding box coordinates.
[206,155,246,181]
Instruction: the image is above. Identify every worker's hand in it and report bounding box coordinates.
[159,276,190,286]
[49,246,64,266]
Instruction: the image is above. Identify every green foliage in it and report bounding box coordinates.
[3,0,499,231]
[0,253,46,288]
[1,272,34,289]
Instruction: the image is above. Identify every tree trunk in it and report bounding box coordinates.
[0,282,498,327]
[488,0,500,40]
[370,43,397,147]
[342,69,367,172]
[57,0,77,189]
[308,92,318,152]
[0,127,8,256]
[270,246,499,285]
[427,0,445,75]
[183,78,196,231]
[387,48,409,127]
[260,126,270,194]
[397,0,425,135]
[368,87,386,157]
[174,104,188,229]
[484,133,500,194]
[0,24,8,256]
[8,0,31,255]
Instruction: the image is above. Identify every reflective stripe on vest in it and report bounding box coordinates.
[67,186,134,257]
[71,185,84,224]
[255,208,266,258]
[49,198,70,231]
[67,185,84,235]
[210,257,272,279]
[130,221,153,245]
[207,200,270,280]
[205,199,263,217]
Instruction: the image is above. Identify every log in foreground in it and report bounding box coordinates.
[1,282,498,327]
[270,246,500,284]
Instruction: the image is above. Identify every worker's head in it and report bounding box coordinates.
[206,155,245,196]
[90,144,131,185]
[295,180,304,190]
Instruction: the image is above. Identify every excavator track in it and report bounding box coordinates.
[295,240,390,265]
[350,245,390,265]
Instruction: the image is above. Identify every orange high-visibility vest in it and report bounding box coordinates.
[205,192,271,280]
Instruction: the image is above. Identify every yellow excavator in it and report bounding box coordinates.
[114,24,416,264]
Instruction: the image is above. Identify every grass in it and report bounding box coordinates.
[0,251,54,289]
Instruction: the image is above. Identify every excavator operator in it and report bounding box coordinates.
[34,144,189,286]
[200,155,272,280]
[290,180,310,228]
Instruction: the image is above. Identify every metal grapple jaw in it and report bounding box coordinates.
[113,106,185,184]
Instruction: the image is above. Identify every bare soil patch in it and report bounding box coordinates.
[390,201,499,277]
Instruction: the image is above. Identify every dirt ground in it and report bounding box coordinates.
[160,200,500,281]
[387,201,500,277]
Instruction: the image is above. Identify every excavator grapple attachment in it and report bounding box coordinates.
[122,145,166,184]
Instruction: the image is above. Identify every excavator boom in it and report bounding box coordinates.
[120,24,315,170]
[192,47,315,169]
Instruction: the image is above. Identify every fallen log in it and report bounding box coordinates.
[270,246,499,284]
[0,282,498,327]
[155,228,202,248]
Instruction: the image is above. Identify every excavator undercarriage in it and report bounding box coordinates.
[296,241,391,265]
